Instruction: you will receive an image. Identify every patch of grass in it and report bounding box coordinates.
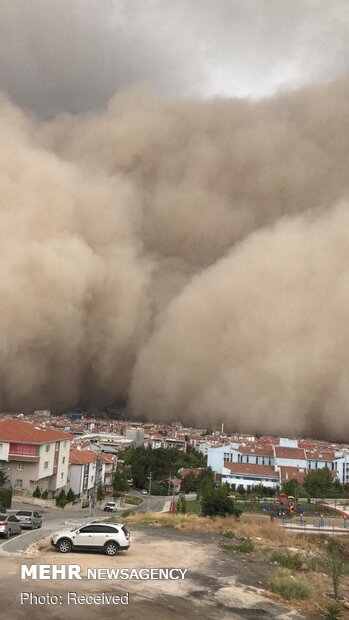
[321,602,344,619]
[270,549,303,570]
[222,529,235,539]
[185,500,202,514]
[269,569,312,600]
[121,510,132,518]
[220,536,254,553]
[124,495,142,506]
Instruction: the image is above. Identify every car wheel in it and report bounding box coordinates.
[18,527,22,535]
[38,522,42,528]
[57,539,72,553]
[5,530,10,539]
[104,541,119,556]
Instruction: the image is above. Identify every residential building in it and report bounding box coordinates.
[69,447,97,499]
[0,419,72,494]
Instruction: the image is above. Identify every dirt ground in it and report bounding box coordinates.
[0,527,307,620]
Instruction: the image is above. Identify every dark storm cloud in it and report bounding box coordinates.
[0,1,349,117]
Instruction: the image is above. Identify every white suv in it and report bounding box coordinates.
[51,522,130,556]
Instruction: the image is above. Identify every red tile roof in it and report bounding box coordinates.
[305,451,334,461]
[223,462,278,478]
[69,448,96,465]
[279,466,307,484]
[0,419,73,444]
[239,445,274,457]
[274,447,306,460]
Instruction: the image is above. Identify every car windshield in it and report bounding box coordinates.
[16,511,32,516]
[0,515,7,520]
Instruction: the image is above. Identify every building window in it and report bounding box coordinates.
[61,472,64,480]
[15,479,23,488]
[45,445,50,453]
[17,463,24,470]
[223,453,230,462]
[63,441,67,449]
[0,443,3,452]
[62,456,66,464]
[44,461,49,470]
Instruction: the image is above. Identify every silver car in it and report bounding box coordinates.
[0,514,22,538]
[15,510,42,529]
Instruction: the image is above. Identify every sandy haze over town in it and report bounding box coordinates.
[1,1,349,439]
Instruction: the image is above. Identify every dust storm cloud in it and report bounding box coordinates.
[2,76,349,437]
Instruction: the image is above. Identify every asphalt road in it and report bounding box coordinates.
[0,495,170,554]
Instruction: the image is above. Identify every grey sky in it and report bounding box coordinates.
[0,0,349,117]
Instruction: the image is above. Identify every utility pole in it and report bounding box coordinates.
[148,472,152,495]
[89,453,103,519]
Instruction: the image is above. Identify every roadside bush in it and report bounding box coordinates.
[33,486,41,498]
[270,550,303,570]
[269,569,312,600]
[41,489,49,499]
[222,530,235,539]
[0,487,12,508]
[66,489,75,503]
[56,488,67,508]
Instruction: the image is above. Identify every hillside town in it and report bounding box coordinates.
[0,410,348,503]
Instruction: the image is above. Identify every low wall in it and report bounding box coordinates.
[12,495,56,509]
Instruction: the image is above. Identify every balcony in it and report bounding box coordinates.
[9,443,40,462]
[8,453,40,462]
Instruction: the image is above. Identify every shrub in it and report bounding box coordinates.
[270,550,303,570]
[56,488,67,508]
[269,569,312,600]
[222,530,235,539]
[41,489,49,499]
[0,487,12,508]
[66,488,75,503]
[32,486,41,498]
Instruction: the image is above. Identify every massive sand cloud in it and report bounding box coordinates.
[2,77,349,438]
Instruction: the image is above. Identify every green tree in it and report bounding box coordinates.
[201,485,242,518]
[180,472,199,493]
[97,483,105,507]
[113,470,128,497]
[196,468,215,500]
[282,478,299,498]
[0,468,9,487]
[177,495,187,513]
[33,486,41,498]
[304,468,334,497]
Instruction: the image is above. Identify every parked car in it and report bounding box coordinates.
[0,514,21,538]
[51,522,130,556]
[15,510,42,529]
[104,501,117,512]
